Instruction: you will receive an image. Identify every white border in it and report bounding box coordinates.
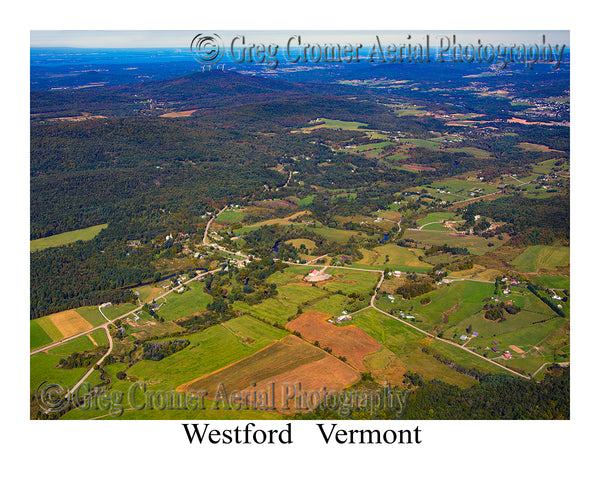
[6,1,597,477]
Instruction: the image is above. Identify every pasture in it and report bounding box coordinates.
[404,229,503,255]
[511,245,570,273]
[216,209,246,224]
[354,244,433,272]
[531,274,570,289]
[30,223,108,252]
[321,268,380,295]
[377,279,495,333]
[307,118,368,131]
[154,281,213,322]
[126,320,286,391]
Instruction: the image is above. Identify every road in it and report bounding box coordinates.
[30,268,222,356]
[67,324,113,396]
[203,205,228,245]
[281,169,293,188]
[531,361,570,379]
[452,190,501,207]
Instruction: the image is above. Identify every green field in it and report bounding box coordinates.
[531,274,570,289]
[416,212,459,226]
[296,195,315,206]
[401,138,441,149]
[155,282,213,321]
[305,224,371,243]
[352,309,479,387]
[60,318,288,420]
[511,245,570,273]
[532,158,569,175]
[30,321,54,350]
[31,223,108,252]
[31,316,63,343]
[404,229,501,255]
[216,209,246,223]
[354,244,433,273]
[377,280,495,333]
[310,118,368,130]
[31,351,97,394]
[322,268,380,295]
[47,333,99,356]
[446,147,490,158]
[122,319,287,391]
[394,108,425,116]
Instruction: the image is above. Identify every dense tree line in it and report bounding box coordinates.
[142,339,190,361]
[465,194,569,245]
[293,366,569,420]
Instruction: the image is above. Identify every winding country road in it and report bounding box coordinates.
[30,267,222,356]
[368,271,531,379]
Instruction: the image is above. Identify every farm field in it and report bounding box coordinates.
[286,311,380,370]
[177,334,359,412]
[126,318,288,392]
[376,279,495,334]
[446,147,491,158]
[531,274,570,289]
[417,212,460,226]
[239,211,309,228]
[30,223,108,252]
[153,281,213,322]
[234,275,330,325]
[304,118,368,131]
[511,245,570,273]
[216,208,246,223]
[31,308,97,349]
[30,329,109,393]
[354,244,433,272]
[404,229,503,255]
[134,284,164,304]
[319,268,380,295]
[296,194,315,206]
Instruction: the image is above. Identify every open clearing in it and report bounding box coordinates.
[30,223,108,252]
[511,245,570,273]
[241,211,309,228]
[302,118,368,131]
[355,244,432,272]
[159,109,197,118]
[155,281,213,322]
[286,311,380,370]
[405,229,503,255]
[216,209,246,224]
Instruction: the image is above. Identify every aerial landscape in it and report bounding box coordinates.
[30,31,570,420]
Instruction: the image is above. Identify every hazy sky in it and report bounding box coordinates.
[31,30,569,48]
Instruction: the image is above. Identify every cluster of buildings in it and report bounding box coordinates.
[304,268,332,283]
[329,311,353,324]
